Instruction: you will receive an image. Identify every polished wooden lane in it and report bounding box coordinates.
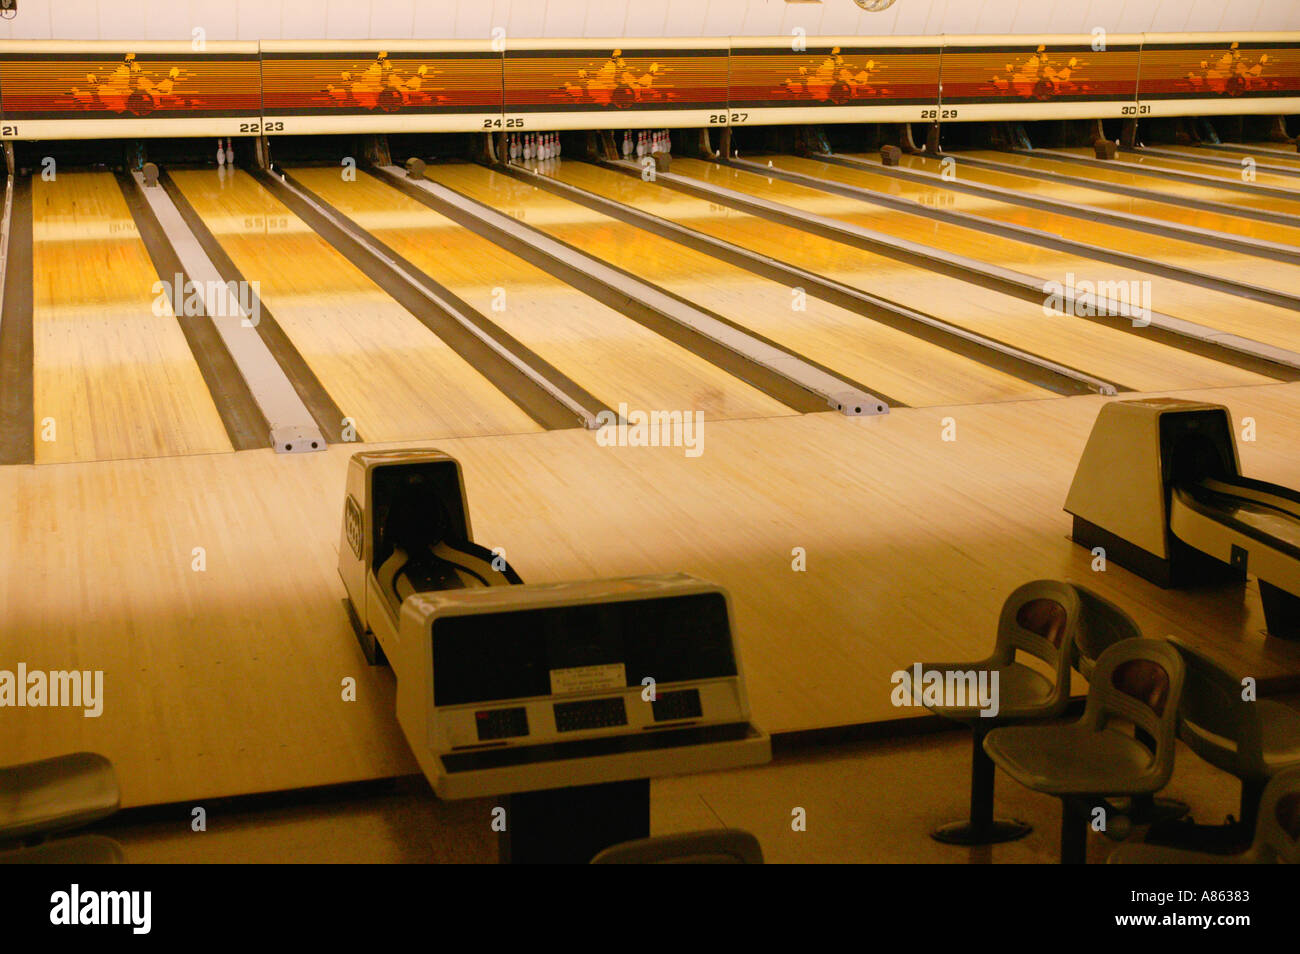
[1232,142,1300,165]
[31,172,232,464]
[888,151,1300,247]
[1150,142,1300,171]
[169,169,541,443]
[767,154,1300,349]
[973,149,1300,218]
[1056,145,1300,191]
[290,167,791,422]
[4,383,1296,806]
[649,159,1272,392]
[431,163,1046,408]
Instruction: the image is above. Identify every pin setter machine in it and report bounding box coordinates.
[1066,398,1300,640]
[338,449,770,861]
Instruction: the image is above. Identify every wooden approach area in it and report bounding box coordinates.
[3,381,1299,808]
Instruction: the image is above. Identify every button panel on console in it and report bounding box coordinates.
[475,706,530,741]
[553,697,628,732]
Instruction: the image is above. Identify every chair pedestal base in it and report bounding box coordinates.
[932,727,1033,846]
[931,818,1031,846]
[1143,796,1191,824]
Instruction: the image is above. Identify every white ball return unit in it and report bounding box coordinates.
[1065,398,1300,640]
[338,449,770,862]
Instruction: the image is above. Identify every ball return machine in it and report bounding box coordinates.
[1066,398,1300,640]
[339,449,770,862]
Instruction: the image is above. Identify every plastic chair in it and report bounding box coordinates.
[984,638,1185,864]
[1109,766,1300,864]
[0,834,125,864]
[919,580,1082,845]
[1168,637,1300,835]
[1070,586,1187,831]
[1069,585,1144,679]
[590,829,763,864]
[0,753,120,844]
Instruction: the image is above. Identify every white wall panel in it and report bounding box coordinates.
[102,0,147,40]
[892,0,934,35]
[369,0,416,39]
[236,0,282,40]
[623,2,668,36]
[50,0,100,39]
[1185,0,1228,32]
[325,0,371,39]
[142,0,190,41]
[941,1,987,35]
[1,0,1296,42]
[411,1,457,38]
[583,1,626,37]
[1255,0,1300,31]
[452,0,494,39]
[1084,0,1130,34]
[738,1,785,36]
[542,0,590,37]
[665,0,709,37]
[2,6,52,39]
[505,0,548,38]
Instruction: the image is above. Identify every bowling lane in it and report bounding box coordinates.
[32,172,232,464]
[169,169,541,443]
[761,154,1300,349]
[291,167,791,421]
[545,160,1269,393]
[671,158,1300,359]
[426,163,1048,407]
[880,151,1300,247]
[1058,145,1300,191]
[1150,143,1300,172]
[972,149,1300,218]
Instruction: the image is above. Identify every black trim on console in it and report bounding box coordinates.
[440,721,758,773]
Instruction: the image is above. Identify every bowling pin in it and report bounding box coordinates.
[217,138,225,167]
[225,138,234,165]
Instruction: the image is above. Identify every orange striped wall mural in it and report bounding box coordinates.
[0,33,1294,138]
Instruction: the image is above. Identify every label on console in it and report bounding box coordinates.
[549,663,626,696]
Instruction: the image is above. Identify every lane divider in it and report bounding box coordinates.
[630,157,1300,383]
[822,151,1300,269]
[381,163,890,416]
[508,160,1111,397]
